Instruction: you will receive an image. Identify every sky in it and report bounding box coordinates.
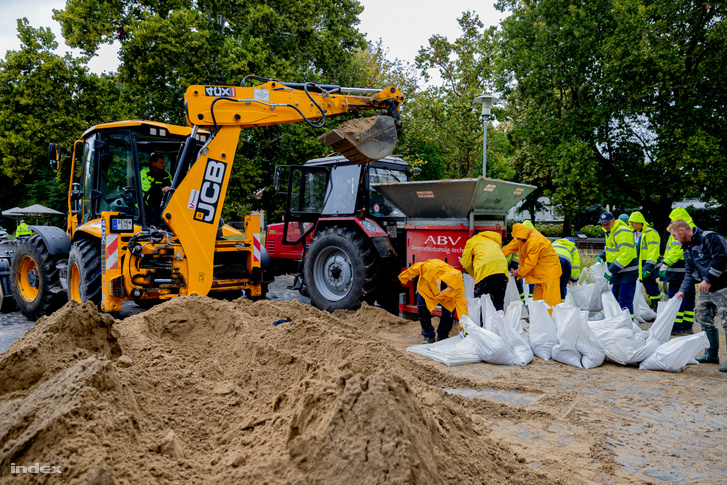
[0,0,509,81]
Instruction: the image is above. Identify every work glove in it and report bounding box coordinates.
[604,270,613,281]
[658,263,668,279]
[597,256,603,263]
[642,269,653,279]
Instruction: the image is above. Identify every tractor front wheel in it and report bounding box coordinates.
[67,239,102,306]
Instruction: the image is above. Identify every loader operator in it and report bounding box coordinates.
[628,211,662,311]
[502,223,562,313]
[140,153,172,225]
[597,212,638,318]
[461,231,509,311]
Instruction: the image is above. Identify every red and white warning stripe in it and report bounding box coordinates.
[106,234,119,270]
[253,233,261,262]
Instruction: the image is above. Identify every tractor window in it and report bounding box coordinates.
[81,135,96,223]
[289,168,328,213]
[321,164,362,215]
[97,132,140,221]
[367,167,406,217]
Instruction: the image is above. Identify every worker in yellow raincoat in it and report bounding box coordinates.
[502,223,562,313]
[399,259,468,344]
[461,231,509,311]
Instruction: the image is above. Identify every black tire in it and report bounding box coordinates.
[0,276,17,313]
[67,239,102,306]
[303,226,379,311]
[10,236,65,320]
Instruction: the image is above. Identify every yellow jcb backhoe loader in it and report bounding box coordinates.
[1,76,404,319]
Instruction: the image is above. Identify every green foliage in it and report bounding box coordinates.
[495,0,727,234]
[533,223,562,238]
[579,225,604,238]
[412,12,513,180]
[0,19,127,212]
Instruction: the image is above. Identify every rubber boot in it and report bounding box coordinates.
[696,328,720,364]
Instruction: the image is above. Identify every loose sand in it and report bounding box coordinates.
[1,298,725,484]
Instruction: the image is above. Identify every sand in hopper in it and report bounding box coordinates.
[0,298,555,485]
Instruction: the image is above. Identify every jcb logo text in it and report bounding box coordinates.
[194,160,226,223]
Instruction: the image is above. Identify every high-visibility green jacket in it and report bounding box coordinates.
[552,238,581,282]
[15,222,32,237]
[604,219,638,283]
[662,207,695,282]
[629,212,661,278]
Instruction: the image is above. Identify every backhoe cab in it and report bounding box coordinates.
[1,77,404,320]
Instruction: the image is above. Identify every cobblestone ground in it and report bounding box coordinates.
[0,275,310,353]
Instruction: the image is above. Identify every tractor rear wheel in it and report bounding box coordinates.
[67,239,102,306]
[304,226,378,311]
[10,236,65,320]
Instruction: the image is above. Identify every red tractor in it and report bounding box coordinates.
[266,154,536,314]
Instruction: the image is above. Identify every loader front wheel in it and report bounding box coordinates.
[67,239,102,306]
[304,226,378,312]
[10,236,65,320]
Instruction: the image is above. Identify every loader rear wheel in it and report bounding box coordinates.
[10,236,65,320]
[67,239,102,306]
[304,226,378,311]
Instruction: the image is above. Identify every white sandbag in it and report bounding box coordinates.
[588,309,633,340]
[649,296,683,344]
[505,301,528,339]
[467,298,482,327]
[639,332,710,372]
[603,335,661,365]
[568,283,594,310]
[529,299,559,361]
[633,287,657,323]
[460,315,517,365]
[481,293,498,333]
[602,291,623,319]
[504,276,521,309]
[588,263,610,312]
[577,310,605,369]
[551,303,584,368]
[406,332,481,367]
[463,274,475,300]
[493,310,533,366]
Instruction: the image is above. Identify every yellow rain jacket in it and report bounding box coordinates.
[399,259,468,318]
[628,211,661,277]
[461,231,508,284]
[552,238,581,282]
[661,207,695,281]
[15,222,32,237]
[502,223,562,284]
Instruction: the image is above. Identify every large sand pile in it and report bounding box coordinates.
[0,298,560,484]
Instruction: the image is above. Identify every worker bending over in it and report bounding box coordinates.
[660,207,696,334]
[399,259,468,344]
[461,231,509,311]
[502,223,562,313]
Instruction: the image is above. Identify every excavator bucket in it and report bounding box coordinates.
[318,115,398,164]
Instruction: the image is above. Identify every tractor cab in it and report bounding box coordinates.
[62,121,210,236]
[273,154,411,246]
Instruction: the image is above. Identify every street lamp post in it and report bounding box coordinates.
[473,94,499,177]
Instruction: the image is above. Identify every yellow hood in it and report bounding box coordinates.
[669,207,695,227]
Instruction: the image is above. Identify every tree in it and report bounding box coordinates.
[496,0,727,234]
[414,11,512,180]
[54,0,370,221]
[0,19,126,213]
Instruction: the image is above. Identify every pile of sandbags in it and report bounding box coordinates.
[408,271,710,373]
